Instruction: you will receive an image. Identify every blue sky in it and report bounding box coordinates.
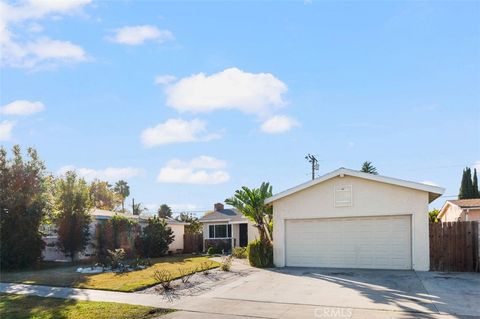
[1,1,479,215]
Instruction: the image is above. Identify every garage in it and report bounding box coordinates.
[266,168,445,271]
[285,215,411,269]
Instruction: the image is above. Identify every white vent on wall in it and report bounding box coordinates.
[334,185,353,207]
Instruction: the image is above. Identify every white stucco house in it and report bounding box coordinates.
[199,203,258,252]
[265,168,444,271]
[42,208,187,261]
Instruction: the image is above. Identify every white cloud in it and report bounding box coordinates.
[57,165,143,182]
[109,25,173,45]
[1,100,45,115]
[169,203,198,211]
[0,120,15,141]
[2,0,92,23]
[165,67,288,116]
[140,118,220,147]
[157,156,230,185]
[27,37,86,62]
[261,115,298,134]
[154,74,176,85]
[421,181,438,187]
[0,0,90,69]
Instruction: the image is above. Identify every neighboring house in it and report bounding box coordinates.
[265,168,444,271]
[199,203,258,252]
[42,208,187,261]
[438,199,480,222]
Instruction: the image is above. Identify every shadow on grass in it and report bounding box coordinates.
[0,293,76,319]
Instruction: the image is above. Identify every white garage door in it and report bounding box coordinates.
[285,215,411,270]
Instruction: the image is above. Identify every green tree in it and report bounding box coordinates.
[473,168,479,198]
[114,180,130,213]
[360,161,378,175]
[136,217,174,258]
[225,182,273,244]
[131,198,146,215]
[157,204,172,218]
[176,212,202,234]
[55,171,92,264]
[459,167,475,199]
[89,179,119,210]
[0,145,47,269]
[429,209,440,223]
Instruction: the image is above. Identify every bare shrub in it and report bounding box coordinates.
[220,255,234,271]
[201,261,213,275]
[153,269,174,290]
[178,267,194,283]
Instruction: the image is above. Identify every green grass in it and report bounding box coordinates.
[0,293,173,319]
[1,255,219,292]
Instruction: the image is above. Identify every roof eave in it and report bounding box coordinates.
[265,168,445,205]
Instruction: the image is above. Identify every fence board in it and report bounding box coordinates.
[429,221,479,272]
[183,233,203,253]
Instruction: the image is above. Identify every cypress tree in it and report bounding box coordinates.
[473,168,479,198]
[465,167,474,198]
[459,168,468,199]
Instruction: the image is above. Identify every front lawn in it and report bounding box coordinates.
[0,293,172,319]
[1,255,219,292]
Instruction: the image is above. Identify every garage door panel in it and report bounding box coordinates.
[285,216,411,270]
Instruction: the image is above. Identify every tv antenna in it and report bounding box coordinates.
[305,154,319,180]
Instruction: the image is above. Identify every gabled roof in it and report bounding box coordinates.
[265,168,445,204]
[199,208,247,223]
[90,208,188,225]
[445,198,480,208]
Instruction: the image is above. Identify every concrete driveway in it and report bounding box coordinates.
[170,266,480,319]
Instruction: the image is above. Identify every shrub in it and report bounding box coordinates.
[199,261,214,275]
[220,255,234,271]
[247,239,273,268]
[107,248,126,270]
[136,217,174,258]
[178,267,194,283]
[207,246,216,255]
[232,247,247,259]
[204,239,231,254]
[153,269,174,290]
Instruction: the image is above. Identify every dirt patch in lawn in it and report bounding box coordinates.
[139,262,252,301]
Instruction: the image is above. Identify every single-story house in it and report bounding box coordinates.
[42,208,187,261]
[199,203,258,252]
[265,168,444,271]
[438,199,480,222]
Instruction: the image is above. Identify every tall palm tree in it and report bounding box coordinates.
[360,161,378,175]
[114,180,130,213]
[225,182,273,244]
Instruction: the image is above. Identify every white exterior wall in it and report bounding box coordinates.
[168,224,185,252]
[247,219,259,243]
[441,205,463,222]
[272,175,430,271]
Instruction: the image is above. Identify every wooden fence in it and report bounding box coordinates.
[429,221,479,272]
[183,233,203,253]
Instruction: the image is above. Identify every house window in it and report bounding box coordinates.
[208,224,232,238]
